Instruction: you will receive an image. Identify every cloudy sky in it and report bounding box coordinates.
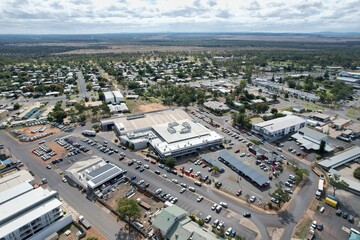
[0,0,359,34]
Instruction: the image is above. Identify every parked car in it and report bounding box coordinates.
[243,213,251,218]
[205,215,212,223]
[250,196,256,203]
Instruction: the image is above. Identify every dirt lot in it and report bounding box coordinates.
[30,141,68,162]
[20,124,61,136]
[58,223,106,240]
[106,182,164,231]
[137,103,167,113]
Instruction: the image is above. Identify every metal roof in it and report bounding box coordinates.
[218,150,269,186]
[319,146,360,169]
[88,163,113,178]
[254,115,306,134]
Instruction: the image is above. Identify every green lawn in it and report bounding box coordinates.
[301,102,324,111]
[346,108,360,120]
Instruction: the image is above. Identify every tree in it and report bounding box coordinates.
[287,80,296,88]
[294,166,309,182]
[354,167,360,180]
[271,182,291,207]
[271,108,278,115]
[48,102,67,123]
[212,166,220,176]
[329,174,349,196]
[116,198,141,239]
[165,157,176,168]
[86,83,93,91]
[284,93,289,98]
[13,103,21,110]
[319,140,326,155]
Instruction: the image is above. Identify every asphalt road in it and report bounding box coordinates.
[76,71,88,98]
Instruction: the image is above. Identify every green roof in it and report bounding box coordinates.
[152,205,187,234]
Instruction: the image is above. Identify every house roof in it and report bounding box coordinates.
[153,205,187,235]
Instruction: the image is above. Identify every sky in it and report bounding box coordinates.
[0,0,359,34]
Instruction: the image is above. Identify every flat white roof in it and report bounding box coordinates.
[0,170,34,192]
[0,186,57,225]
[254,115,306,133]
[0,182,33,205]
[0,198,61,238]
[152,120,211,144]
[102,108,191,133]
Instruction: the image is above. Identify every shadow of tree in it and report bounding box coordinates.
[277,210,296,225]
[115,227,142,240]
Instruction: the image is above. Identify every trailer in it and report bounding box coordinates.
[136,198,151,210]
[82,130,96,137]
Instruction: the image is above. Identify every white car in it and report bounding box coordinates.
[180,188,186,193]
[162,174,167,178]
[205,215,212,223]
[172,179,178,184]
[220,202,228,208]
[144,164,150,169]
[155,189,162,195]
[46,164,52,169]
[250,196,256,203]
[197,196,204,202]
[62,177,67,183]
[180,183,187,188]
[211,203,218,211]
[240,153,246,157]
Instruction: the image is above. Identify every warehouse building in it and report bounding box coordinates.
[292,127,334,152]
[0,179,72,240]
[104,90,124,105]
[65,157,126,195]
[252,115,306,141]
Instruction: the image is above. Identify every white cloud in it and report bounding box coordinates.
[0,0,358,33]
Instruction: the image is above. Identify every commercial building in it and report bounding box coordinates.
[0,170,34,192]
[0,178,72,240]
[102,109,223,159]
[318,146,360,170]
[65,157,126,195]
[152,205,220,240]
[252,115,306,141]
[311,113,331,123]
[292,127,334,152]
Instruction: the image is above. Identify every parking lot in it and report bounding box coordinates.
[176,149,297,207]
[311,200,356,240]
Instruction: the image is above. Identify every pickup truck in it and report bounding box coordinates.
[79,215,91,229]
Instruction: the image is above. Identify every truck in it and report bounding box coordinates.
[315,178,324,199]
[136,198,151,211]
[78,215,91,229]
[82,130,96,137]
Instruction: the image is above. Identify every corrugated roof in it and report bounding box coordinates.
[254,115,306,133]
[219,150,269,186]
[319,146,360,169]
[153,205,187,235]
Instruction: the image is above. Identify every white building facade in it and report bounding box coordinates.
[252,115,306,141]
[0,182,72,240]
